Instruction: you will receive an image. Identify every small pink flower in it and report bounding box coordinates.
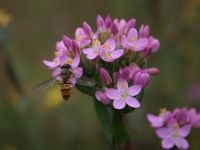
[99,38,124,62]
[147,108,172,128]
[105,78,142,109]
[156,123,191,149]
[83,38,101,59]
[121,28,148,51]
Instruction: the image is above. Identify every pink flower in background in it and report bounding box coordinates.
[147,108,172,128]
[156,123,191,149]
[147,108,200,150]
[105,78,142,109]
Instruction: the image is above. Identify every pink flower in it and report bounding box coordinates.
[147,108,172,128]
[121,28,148,51]
[105,78,142,109]
[99,38,124,62]
[83,38,101,59]
[75,27,90,47]
[156,123,191,149]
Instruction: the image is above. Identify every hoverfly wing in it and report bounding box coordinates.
[34,77,58,93]
[76,76,96,87]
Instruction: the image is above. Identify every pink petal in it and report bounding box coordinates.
[71,54,80,68]
[43,59,59,69]
[117,78,128,90]
[80,38,90,47]
[83,48,98,59]
[121,35,128,48]
[126,96,140,108]
[147,114,164,128]
[105,89,120,100]
[104,38,116,51]
[161,138,174,149]
[127,85,142,96]
[110,49,124,59]
[56,41,66,50]
[179,125,191,137]
[133,38,148,51]
[127,28,138,41]
[52,68,61,77]
[72,67,83,78]
[113,99,126,109]
[156,128,171,138]
[83,48,94,54]
[174,137,189,149]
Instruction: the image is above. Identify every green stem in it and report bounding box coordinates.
[111,110,129,150]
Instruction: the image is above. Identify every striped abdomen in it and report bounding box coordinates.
[60,80,71,100]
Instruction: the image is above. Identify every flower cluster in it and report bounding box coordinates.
[43,15,160,110]
[147,108,200,149]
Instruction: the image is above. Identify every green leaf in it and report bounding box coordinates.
[93,99,112,141]
[75,84,96,97]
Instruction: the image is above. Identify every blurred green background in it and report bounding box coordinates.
[0,0,200,149]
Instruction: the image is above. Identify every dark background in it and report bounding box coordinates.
[0,0,200,149]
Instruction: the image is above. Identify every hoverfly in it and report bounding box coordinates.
[34,64,95,100]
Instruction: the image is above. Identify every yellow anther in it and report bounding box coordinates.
[93,38,100,46]
[104,52,110,59]
[103,43,110,50]
[66,59,72,65]
[130,36,136,42]
[121,92,128,99]
[76,34,83,41]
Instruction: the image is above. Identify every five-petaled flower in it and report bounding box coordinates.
[105,78,142,109]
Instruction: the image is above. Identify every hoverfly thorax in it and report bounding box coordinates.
[61,64,72,80]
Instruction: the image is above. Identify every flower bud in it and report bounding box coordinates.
[63,35,72,49]
[95,90,111,105]
[124,18,136,34]
[146,67,159,76]
[149,37,160,53]
[97,14,105,32]
[100,67,112,85]
[111,22,118,35]
[134,70,150,87]
[139,24,149,38]
[105,15,112,29]
[82,21,93,37]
